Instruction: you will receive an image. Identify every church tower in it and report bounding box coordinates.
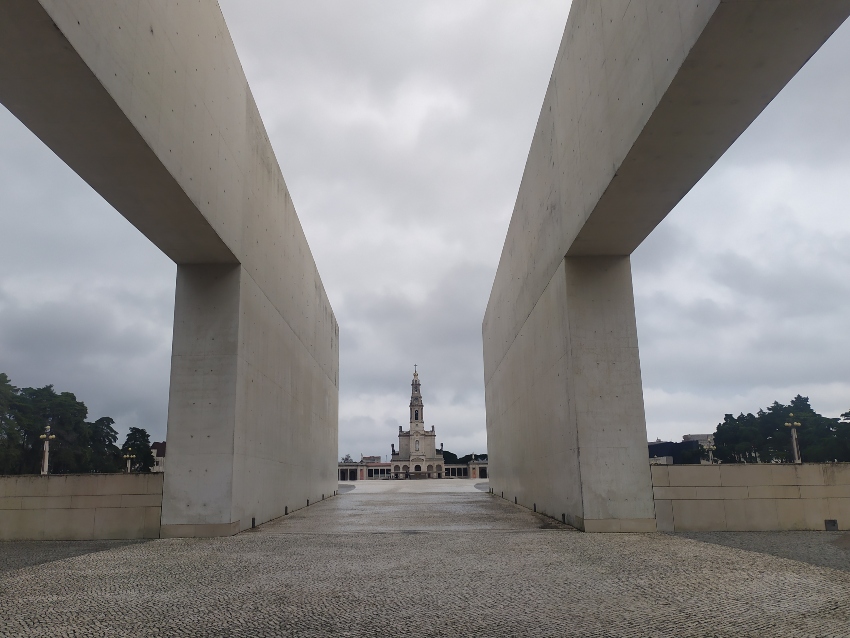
[391,366,442,478]
[410,367,424,431]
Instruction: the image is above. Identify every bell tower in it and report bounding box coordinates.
[409,366,424,431]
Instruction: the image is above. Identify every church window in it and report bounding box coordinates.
[415,440,420,451]
[414,410,419,420]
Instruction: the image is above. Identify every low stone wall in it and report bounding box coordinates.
[0,474,163,540]
[652,464,850,532]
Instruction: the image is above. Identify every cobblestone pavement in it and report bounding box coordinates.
[2,480,849,637]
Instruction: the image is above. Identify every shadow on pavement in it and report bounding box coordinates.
[0,540,150,574]
[673,531,850,573]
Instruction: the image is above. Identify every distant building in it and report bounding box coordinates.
[338,368,488,481]
[648,434,716,465]
[683,433,715,447]
[389,368,443,478]
[648,439,701,464]
[338,461,391,481]
[649,456,673,465]
[151,441,166,473]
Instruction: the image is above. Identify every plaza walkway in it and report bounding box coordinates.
[1,479,849,636]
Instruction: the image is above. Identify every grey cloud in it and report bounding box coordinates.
[0,106,175,444]
[720,18,850,169]
[0,288,172,441]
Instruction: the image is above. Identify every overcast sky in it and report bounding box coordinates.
[1,2,848,460]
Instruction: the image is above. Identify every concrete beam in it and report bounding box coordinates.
[484,0,850,530]
[0,1,339,535]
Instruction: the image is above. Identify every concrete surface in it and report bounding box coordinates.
[0,474,162,540]
[653,463,850,532]
[0,1,338,535]
[2,480,849,637]
[484,0,850,531]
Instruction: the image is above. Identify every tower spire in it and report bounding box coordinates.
[410,366,424,430]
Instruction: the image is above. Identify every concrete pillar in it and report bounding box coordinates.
[161,265,241,537]
[486,257,654,531]
[562,257,655,531]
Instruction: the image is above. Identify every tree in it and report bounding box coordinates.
[89,417,122,473]
[341,453,354,463]
[43,389,92,474]
[0,372,129,474]
[0,373,24,474]
[713,396,850,463]
[122,427,155,473]
[10,384,91,474]
[448,452,488,465]
[841,410,850,424]
[441,449,459,464]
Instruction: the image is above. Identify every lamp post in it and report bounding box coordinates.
[39,425,56,475]
[123,448,136,473]
[785,413,802,464]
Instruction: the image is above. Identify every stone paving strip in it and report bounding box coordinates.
[1,479,848,637]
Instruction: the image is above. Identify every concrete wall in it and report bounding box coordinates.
[0,474,162,541]
[483,1,850,531]
[0,2,338,536]
[653,464,850,532]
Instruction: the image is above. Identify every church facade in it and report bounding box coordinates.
[338,368,488,480]
[390,368,444,478]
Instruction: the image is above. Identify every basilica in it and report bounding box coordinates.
[389,367,444,478]
[338,368,488,480]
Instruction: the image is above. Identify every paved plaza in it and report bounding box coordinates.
[1,480,849,637]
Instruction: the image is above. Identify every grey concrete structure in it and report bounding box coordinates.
[0,474,162,541]
[653,463,850,532]
[0,2,338,536]
[484,1,850,532]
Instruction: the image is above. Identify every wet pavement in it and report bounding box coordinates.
[269,479,564,534]
[1,479,849,637]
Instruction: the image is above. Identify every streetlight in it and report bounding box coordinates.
[785,413,802,464]
[123,448,136,473]
[39,425,56,475]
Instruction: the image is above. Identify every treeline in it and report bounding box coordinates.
[441,450,487,465]
[0,373,155,475]
[714,395,850,464]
